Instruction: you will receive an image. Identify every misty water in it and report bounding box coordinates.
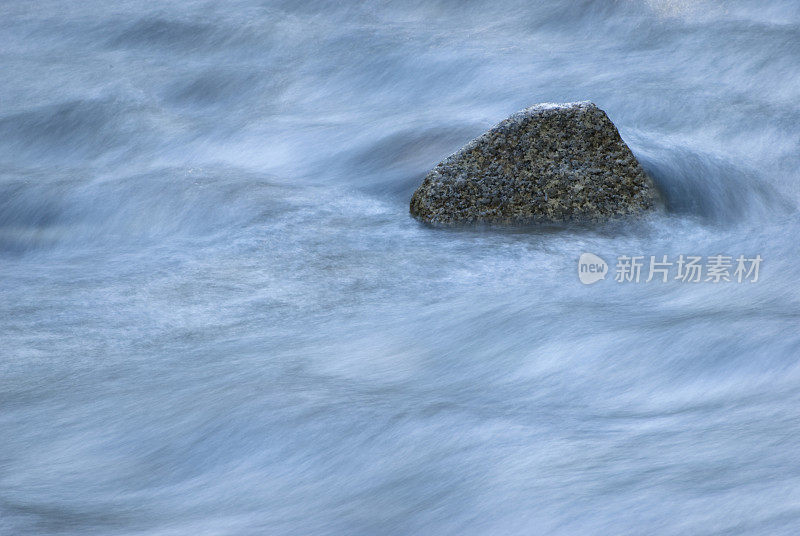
[2,1,800,534]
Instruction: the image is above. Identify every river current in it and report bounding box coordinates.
[2,1,800,534]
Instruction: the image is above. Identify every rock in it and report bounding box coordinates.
[409,102,659,224]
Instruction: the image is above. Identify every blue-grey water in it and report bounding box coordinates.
[2,1,800,534]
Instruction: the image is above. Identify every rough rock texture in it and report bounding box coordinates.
[409,102,659,224]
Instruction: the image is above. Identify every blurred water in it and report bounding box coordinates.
[1,1,800,534]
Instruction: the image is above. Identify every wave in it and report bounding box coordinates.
[0,166,296,253]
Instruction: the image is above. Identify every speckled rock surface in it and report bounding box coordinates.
[409,102,659,224]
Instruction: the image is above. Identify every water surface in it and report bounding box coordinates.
[2,1,800,534]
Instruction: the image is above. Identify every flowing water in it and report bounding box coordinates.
[2,1,800,534]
